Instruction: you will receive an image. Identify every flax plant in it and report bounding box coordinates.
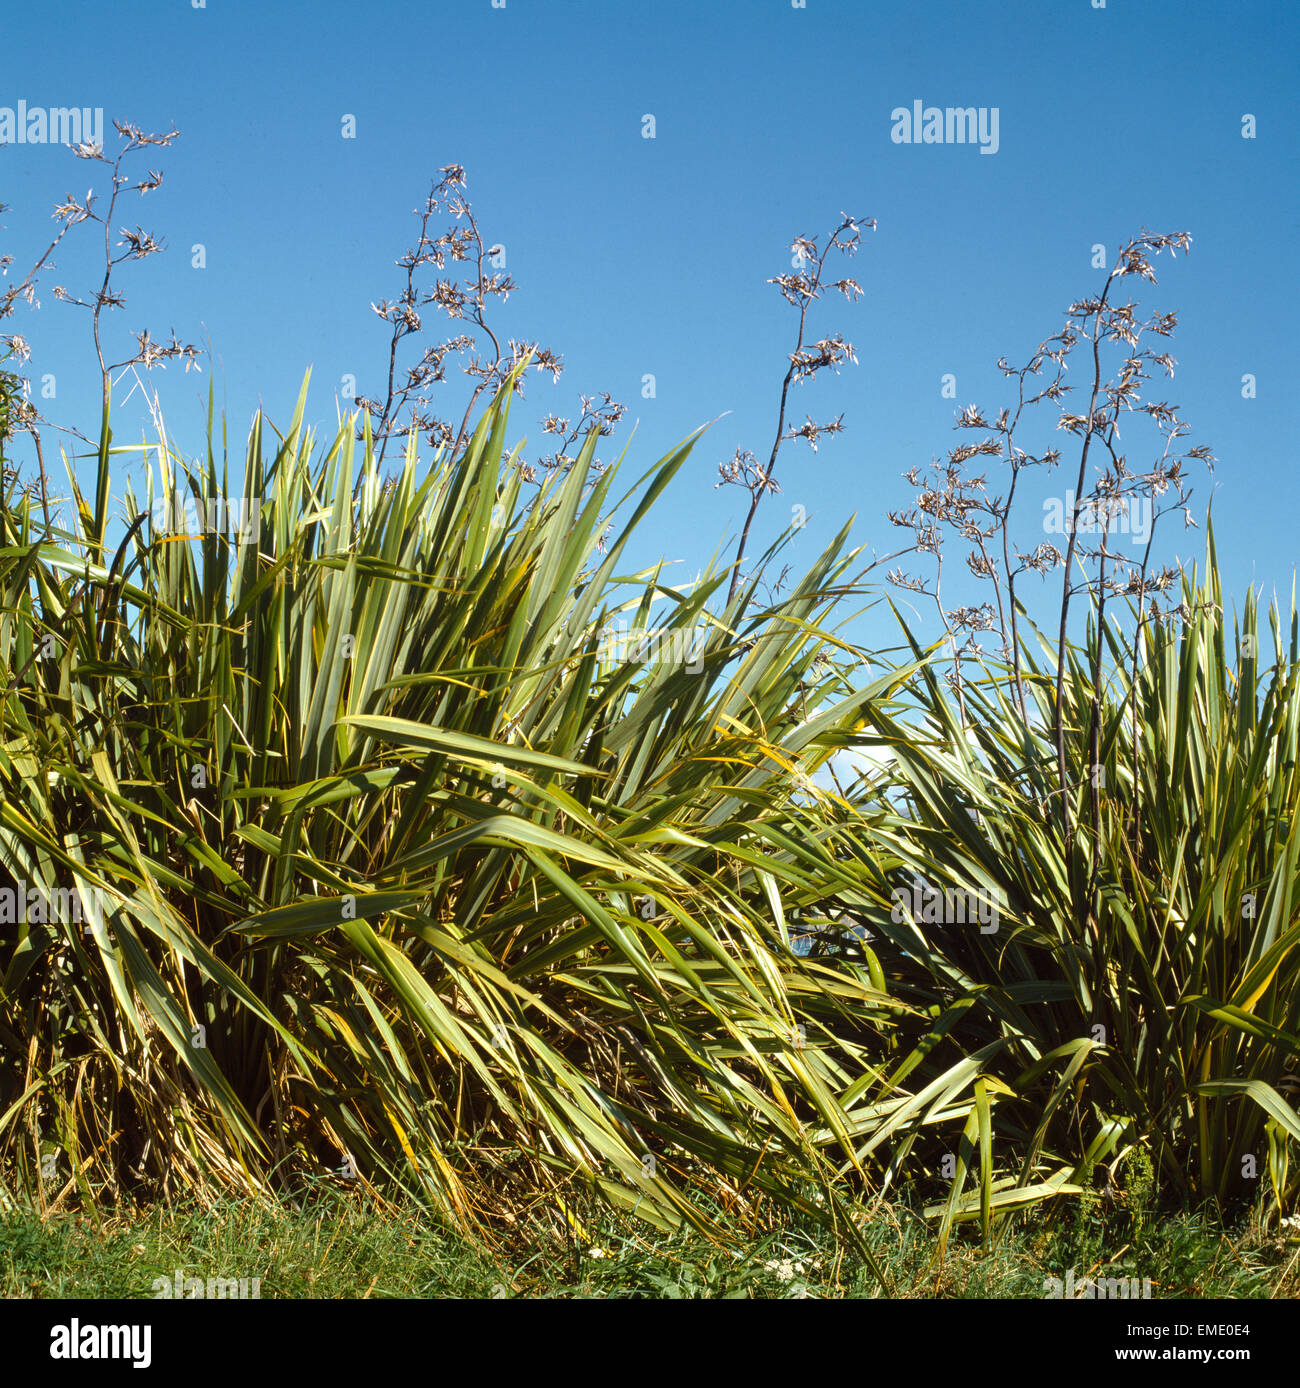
[815,535,1300,1244]
[0,361,921,1273]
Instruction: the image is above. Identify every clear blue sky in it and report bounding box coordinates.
[3,0,1297,654]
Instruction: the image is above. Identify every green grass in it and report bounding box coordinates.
[2,1189,1295,1299]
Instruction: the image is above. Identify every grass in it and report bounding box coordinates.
[2,1188,1295,1299]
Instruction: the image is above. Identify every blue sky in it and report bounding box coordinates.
[2,0,1297,656]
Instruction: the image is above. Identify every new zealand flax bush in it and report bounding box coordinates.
[0,361,916,1263]
[2,355,1297,1263]
[813,539,1300,1247]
